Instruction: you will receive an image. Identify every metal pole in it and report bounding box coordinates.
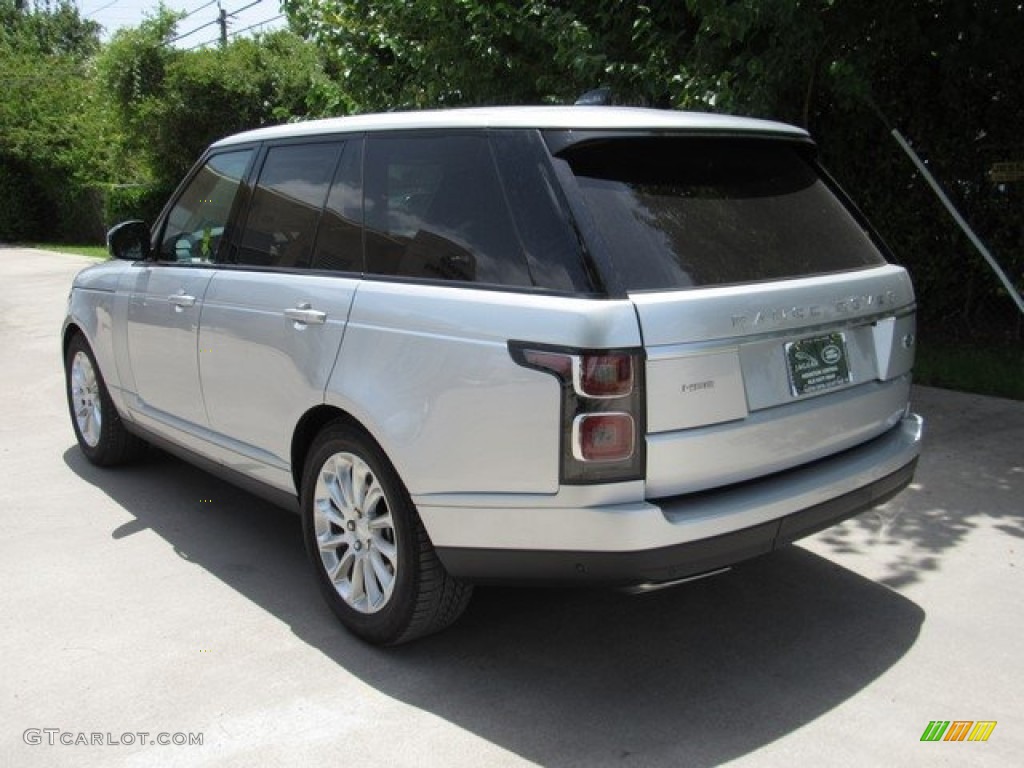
[218,6,228,48]
[890,128,1024,316]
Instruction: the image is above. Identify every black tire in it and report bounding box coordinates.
[301,421,472,645]
[65,333,146,466]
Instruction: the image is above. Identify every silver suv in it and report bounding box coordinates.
[64,106,923,644]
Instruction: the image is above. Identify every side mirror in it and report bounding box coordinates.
[107,220,152,261]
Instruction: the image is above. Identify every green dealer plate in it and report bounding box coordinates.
[785,332,851,396]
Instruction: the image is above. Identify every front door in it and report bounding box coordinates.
[125,148,254,438]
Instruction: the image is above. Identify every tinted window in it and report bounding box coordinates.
[311,139,363,273]
[363,134,532,286]
[235,142,342,268]
[558,137,886,291]
[491,131,594,293]
[160,150,252,263]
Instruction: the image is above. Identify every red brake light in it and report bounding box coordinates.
[578,354,633,398]
[573,413,635,462]
[521,349,573,378]
[509,341,645,483]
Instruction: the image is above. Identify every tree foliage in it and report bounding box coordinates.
[286,0,1023,340]
[0,0,100,58]
[1,0,1020,341]
[98,9,345,195]
[0,0,107,239]
[0,3,344,240]
[284,0,578,109]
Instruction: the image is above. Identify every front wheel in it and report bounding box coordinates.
[65,334,146,466]
[301,422,472,645]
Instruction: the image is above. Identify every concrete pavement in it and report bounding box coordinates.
[1,246,1020,767]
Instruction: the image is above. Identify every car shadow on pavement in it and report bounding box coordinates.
[65,445,924,768]
[814,386,1024,590]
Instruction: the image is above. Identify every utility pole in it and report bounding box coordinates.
[218,3,228,48]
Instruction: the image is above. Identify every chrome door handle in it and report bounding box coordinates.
[284,304,327,325]
[168,293,196,310]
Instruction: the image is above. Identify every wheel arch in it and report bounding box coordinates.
[291,405,376,496]
[62,316,136,428]
[64,326,147,466]
[62,321,86,359]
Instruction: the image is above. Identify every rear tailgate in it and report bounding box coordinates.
[550,131,918,499]
[633,265,916,497]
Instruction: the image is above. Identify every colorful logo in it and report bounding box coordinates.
[920,721,997,742]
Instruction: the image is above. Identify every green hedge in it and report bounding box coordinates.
[0,165,171,244]
[0,159,106,243]
[102,183,168,230]
[0,159,53,241]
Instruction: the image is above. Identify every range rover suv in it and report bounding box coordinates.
[63,106,923,644]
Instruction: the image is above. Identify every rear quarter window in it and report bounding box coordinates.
[555,136,886,292]
[363,133,533,287]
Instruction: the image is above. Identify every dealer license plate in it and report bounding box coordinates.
[785,333,851,396]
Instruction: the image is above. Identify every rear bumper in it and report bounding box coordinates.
[438,456,916,584]
[424,413,923,584]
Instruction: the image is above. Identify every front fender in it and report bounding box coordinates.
[63,260,136,417]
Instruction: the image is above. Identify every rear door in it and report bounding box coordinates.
[553,135,917,497]
[197,140,362,491]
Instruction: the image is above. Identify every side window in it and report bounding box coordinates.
[235,142,343,268]
[311,139,363,273]
[159,149,253,263]
[363,134,532,287]
[492,131,595,293]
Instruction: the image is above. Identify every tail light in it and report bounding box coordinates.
[573,413,635,461]
[578,355,634,398]
[510,343,645,484]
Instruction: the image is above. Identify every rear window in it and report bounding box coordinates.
[555,136,886,291]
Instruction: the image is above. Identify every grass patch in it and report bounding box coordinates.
[914,342,1024,401]
[28,242,108,259]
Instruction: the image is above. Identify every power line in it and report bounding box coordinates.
[84,0,122,19]
[176,0,220,23]
[174,0,269,48]
[228,13,283,39]
[83,0,230,39]
[227,0,264,19]
[188,8,284,48]
[167,16,220,44]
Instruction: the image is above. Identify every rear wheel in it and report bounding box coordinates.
[301,422,472,645]
[65,334,146,466]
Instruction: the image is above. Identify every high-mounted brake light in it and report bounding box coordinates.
[510,342,645,484]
